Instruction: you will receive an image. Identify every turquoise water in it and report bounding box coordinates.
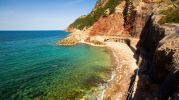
[0,31,112,100]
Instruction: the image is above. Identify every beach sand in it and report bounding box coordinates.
[102,42,138,100]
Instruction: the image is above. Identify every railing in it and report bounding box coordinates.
[126,68,139,100]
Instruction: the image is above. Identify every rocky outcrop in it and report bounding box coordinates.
[153,25,179,99]
[57,30,89,45]
[134,11,179,100]
[57,37,79,46]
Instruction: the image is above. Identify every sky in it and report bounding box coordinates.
[0,0,97,30]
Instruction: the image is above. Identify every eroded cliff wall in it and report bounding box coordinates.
[134,1,179,98]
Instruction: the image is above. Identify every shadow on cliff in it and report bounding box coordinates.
[129,10,179,99]
[126,13,166,100]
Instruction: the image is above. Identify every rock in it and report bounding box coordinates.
[57,37,79,46]
[154,29,179,95]
[153,32,179,99]
[135,12,179,100]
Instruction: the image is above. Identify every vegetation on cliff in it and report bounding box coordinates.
[159,0,179,25]
[159,8,179,24]
[69,0,123,30]
[159,11,179,24]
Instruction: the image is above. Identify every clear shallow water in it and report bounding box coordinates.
[0,31,112,100]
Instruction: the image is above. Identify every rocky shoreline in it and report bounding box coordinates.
[103,42,138,99]
[57,32,139,99]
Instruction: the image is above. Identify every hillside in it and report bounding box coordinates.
[67,0,178,36]
[68,0,122,30]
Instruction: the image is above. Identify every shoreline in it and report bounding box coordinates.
[103,42,138,99]
[57,38,138,99]
[88,41,138,99]
[96,47,120,100]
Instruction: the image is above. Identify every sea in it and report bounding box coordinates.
[0,31,112,100]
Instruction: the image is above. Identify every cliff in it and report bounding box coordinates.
[66,0,158,36]
[134,18,179,99]
[67,0,126,36]
[133,1,179,99]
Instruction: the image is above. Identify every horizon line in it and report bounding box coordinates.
[0,29,65,31]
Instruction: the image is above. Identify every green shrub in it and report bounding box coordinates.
[159,7,173,15]
[159,10,179,25]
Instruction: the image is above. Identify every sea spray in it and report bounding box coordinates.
[96,49,120,99]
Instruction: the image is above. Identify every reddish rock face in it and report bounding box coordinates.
[89,13,126,36]
[67,0,162,37]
